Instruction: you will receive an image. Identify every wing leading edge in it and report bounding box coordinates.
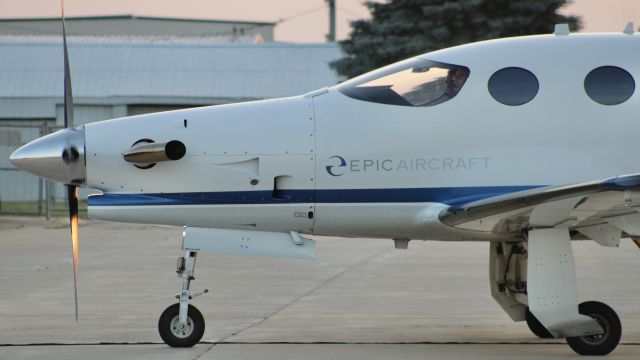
[439,173,640,244]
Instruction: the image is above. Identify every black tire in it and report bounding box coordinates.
[158,303,205,347]
[525,308,554,339]
[566,301,622,356]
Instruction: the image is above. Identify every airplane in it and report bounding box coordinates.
[8,5,640,354]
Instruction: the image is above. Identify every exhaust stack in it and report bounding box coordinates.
[123,140,186,166]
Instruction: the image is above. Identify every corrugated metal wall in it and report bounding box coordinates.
[0,37,343,206]
[0,38,342,100]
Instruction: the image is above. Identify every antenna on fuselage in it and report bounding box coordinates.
[553,23,570,36]
[623,22,635,35]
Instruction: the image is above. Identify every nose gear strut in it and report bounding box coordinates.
[158,250,208,347]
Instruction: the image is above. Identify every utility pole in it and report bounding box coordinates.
[326,0,336,42]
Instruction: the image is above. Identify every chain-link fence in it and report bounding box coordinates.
[0,122,87,218]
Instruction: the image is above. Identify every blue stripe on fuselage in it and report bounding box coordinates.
[88,186,544,207]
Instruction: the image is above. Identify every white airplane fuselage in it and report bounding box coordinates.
[83,33,640,241]
[10,29,639,353]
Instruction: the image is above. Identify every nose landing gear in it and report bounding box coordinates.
[158,250,208,347]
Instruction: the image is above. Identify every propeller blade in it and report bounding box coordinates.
[62,0,79,322]
[67,184,79,322]
[61,0,74,129]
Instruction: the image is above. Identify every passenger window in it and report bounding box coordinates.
[488,67,539,106]
[337,59,470,107]
[584,66,635,105]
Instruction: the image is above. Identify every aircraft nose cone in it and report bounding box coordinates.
[10,127,86,185]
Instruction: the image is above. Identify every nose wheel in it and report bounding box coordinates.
[158,303,205,347]
[566,301,622,356]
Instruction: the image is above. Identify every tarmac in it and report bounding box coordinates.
[1,216,639,359]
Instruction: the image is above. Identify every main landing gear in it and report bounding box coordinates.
[566,301,622,356]
[525,301,622,355]
[525,308,553,339]
[489,228,623,356]
[158,250,208,347]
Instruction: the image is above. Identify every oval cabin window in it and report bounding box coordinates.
[488,67,539,106]
[584,66,635,105]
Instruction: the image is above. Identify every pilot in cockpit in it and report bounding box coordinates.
[445,67,471,98]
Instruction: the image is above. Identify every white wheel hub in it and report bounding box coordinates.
[169,315,194,339]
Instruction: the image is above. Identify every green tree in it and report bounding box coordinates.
[331,0,581,79]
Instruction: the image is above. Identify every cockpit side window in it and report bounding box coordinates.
[337,59,470,107]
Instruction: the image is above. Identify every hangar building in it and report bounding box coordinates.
[0,16,343,210]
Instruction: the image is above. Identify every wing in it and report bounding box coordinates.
[439,173,640,246]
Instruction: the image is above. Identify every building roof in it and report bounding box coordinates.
[0,34,263,45]
[0,15,276,41]
[0,14,276,26]
[0,36,342,101]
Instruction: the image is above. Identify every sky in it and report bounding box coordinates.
[0,0,639,43]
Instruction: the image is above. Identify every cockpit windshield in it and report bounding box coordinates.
[337,59,470,107]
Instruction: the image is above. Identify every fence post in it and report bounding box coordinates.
[46,180,52,220]
[38,178,43,216]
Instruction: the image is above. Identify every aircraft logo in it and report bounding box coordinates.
[325,155,347,176]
